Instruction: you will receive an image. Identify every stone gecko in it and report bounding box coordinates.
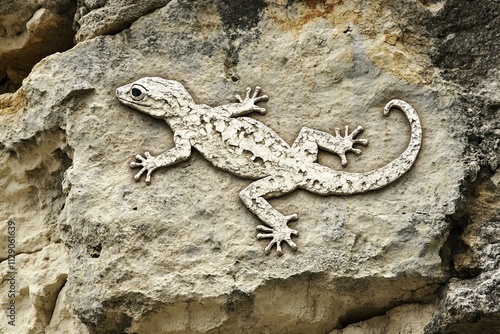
[116,77,422,255]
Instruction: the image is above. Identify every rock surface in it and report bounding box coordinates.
[73,0,172,43]
[329,304,437,334]
[0,0,498,333]
[0,0,75,93]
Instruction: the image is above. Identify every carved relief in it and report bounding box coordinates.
[116,78,422,255]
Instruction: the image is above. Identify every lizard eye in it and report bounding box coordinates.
[130,84,146,101]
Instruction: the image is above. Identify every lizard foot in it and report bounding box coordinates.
[235,86,269,114]
[334,125,368,167]
[130,151,158,185]
[256,214,299,256]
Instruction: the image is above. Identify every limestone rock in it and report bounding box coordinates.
[0,0,75,93]
[45,285,91,334]
[329,304,437,334]
[0,88,25,114]
[47,0,461,332]
[74,0,172,43]
[425,222,500,333]
[0,0,498,333]
[0,129,70,257]
[427,0,500,87]
[0,244,70,333]
[425,170,500,333]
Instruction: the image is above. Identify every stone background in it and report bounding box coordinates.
[0,0,498,333]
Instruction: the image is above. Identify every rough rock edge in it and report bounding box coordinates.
[74,0,173,43]
[0,1,76,93]
[416,0,500,331]
[0,88,25,114]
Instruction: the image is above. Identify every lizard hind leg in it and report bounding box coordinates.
[239,175,300,256]
[291,126,368,167]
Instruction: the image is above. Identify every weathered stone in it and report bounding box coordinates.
[58,0,460,332]
[45,285,91,334]
[425,168,500,333]
[0,88,25,114]
[0,128,70,256]
[0,244,69,333]
[329,304,437,333]
[421,1,500,331]
[74,0,172,42]
[427,0,500,87]
[425,221,500,334]
[0,0,75,93]
[0,0,498,333]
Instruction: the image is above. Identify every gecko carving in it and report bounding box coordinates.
[116,77,422,255]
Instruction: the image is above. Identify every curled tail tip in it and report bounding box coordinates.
[383,99,404,116]
[383,100,419,123]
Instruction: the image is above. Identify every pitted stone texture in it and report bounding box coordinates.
[0,126,72,333]
[0,0,475,333]
[0,130,70,257]
[45,285,91,334]
[0,0,75,93]
[425,221,500,334]
[61,1,460,331]
[0,244,70,334]
[425,170,500,334]
[329,304,437,334]
[74,0,172,42]
[427,0,500,87]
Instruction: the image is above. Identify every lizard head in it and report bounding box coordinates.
[116,77,195,119]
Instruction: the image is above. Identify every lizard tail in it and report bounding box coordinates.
[302,99,422,195]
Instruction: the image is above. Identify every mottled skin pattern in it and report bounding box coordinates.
[116,77,422,255]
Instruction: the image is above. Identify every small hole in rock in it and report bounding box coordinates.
[88,244,102,258]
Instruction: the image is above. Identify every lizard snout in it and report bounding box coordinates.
[116,87,127,98]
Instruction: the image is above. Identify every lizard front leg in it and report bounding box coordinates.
[239,175,300,256]
[131,135,191,184]
[214,86,268,117]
